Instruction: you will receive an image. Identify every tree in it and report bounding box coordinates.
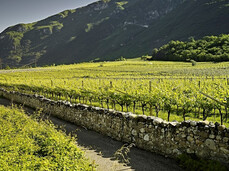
[5,65,11,70]
[0,58,2,69]
[149,34,229,62]
[116,56,126,61]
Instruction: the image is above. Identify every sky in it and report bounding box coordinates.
[0,0,98,33]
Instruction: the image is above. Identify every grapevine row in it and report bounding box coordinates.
[0,80,228,125]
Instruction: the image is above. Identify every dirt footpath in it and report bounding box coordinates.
[0,98,183,171]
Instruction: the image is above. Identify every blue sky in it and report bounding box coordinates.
[0,0,97,32]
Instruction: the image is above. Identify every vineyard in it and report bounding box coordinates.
[1,60,229,126]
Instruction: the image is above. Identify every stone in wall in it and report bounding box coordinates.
[0,88,228,164]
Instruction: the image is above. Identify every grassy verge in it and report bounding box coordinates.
[0,105,96,170]
[177,154,228,171]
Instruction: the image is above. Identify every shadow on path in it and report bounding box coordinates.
[0,97,183,171]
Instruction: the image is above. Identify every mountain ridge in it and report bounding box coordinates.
[0,0,228,67]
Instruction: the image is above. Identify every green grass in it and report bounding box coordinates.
[116,1,128,10]
[177,154,228,171]
[126,57,142,61]
[35,21,64,34]
[6,31,24,48]
[0,105,96,170]
[85,17,110,32]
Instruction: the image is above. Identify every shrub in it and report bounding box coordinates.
[0,106,96,170]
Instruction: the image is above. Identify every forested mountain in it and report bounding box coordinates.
[0,0,229,67]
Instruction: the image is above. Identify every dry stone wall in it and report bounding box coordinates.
[0,88,229,164]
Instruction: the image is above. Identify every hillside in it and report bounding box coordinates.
[0,0,229,67]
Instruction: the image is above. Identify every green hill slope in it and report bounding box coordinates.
[0,0,228,67]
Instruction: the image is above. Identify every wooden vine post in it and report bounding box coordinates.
[200,91,224,125]
[149,81,152,115]
[110,81,113,88]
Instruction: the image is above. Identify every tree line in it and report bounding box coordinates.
[151,34,229,62]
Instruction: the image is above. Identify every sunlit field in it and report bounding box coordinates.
[1,60,229,126]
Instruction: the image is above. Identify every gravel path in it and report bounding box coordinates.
[0,98,183,171]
